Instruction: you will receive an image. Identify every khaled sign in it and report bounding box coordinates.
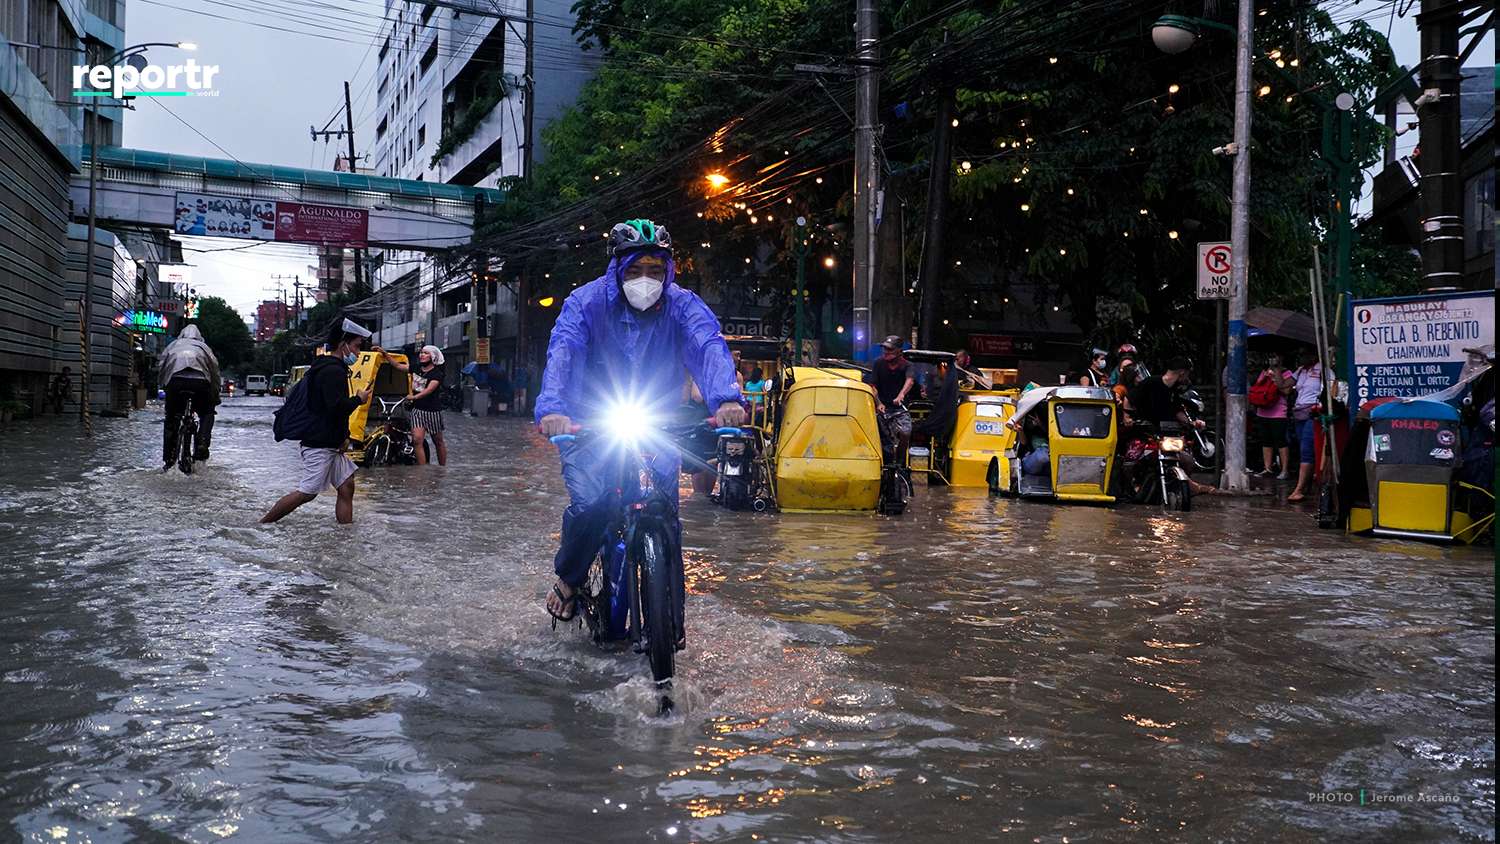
[174,192,368,246]
[1349,290,1495,412]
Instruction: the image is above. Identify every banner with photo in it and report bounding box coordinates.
[173,192,369,246]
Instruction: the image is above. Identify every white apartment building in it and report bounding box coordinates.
[368,0,596,371]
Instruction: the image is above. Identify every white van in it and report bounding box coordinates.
[245,375,269,396]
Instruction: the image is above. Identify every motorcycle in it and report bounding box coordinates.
[712,428,771,512]
[1177,388,1220,472]
[440,381,465,412]
[1124,422,1193,511]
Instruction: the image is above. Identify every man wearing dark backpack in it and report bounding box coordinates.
[261,318,373,524]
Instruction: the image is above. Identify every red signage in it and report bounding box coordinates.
[968,334,1038,357]
[273,201,368,246]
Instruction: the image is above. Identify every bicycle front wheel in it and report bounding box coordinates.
[635,524,675,687]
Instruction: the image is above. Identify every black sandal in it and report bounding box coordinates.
[547,582,578,626]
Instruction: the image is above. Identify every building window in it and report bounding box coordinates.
[417,124,425,148]
[378,75,387,97]
[420,2,434,24]
[379,36,390,62]
[376,117,387,139]
[420,40,438,75]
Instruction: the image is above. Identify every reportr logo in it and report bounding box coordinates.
[72,58,220,100]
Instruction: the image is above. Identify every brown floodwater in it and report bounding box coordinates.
[0,398,1493,841]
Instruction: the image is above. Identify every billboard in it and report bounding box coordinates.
[1348,290,1494,412]
[173,192,368,246]
[173,193,275,239]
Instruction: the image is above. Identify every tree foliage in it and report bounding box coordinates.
[486,0,1407,357]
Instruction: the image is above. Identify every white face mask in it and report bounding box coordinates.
[623,275,664,310]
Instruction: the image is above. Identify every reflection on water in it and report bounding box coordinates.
[0,399,1493,841]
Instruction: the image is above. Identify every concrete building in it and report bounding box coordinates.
[367,0,597,373]
[1,0,145,415]
[254,299,299,342]
[1365,67,1495,291]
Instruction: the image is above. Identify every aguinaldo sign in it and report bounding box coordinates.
[173,192,369,246]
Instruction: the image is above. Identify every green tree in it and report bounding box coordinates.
[191,296,254,371]
[472,0,1405,355]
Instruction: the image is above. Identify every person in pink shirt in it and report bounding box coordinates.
[1252,353,1295,479]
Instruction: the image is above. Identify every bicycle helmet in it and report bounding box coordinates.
[608,219,672,255]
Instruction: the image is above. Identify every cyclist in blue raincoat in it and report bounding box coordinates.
[536,219,746,627]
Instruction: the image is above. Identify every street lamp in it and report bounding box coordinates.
[1150,14,1234,55]
[80,40,194,433]
[1151,8,1253,492]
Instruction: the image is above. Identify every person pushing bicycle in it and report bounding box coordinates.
[536,219,746,629]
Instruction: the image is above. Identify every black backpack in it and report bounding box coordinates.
[272,371,321,442]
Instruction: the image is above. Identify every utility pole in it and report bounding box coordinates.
[266,276,294,332]
[917,84,955,347]
[852,0,879,360]
[1222,0,1255,492]
[310,81,367,297]
[471,196,490,400]
[1416,0,1466,289]
[793,217,811,364]
[292,275,314,326]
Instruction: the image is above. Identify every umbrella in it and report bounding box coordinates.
[1245,307,1317,345]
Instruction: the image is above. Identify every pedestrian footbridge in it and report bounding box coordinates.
[73,147,502,250]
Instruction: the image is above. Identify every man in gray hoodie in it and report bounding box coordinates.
[158,324,222,466]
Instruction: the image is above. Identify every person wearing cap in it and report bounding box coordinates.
[261,318,374,524]
[868,335,916,460]
[382,344,449,466]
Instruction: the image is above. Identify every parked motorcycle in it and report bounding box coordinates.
[1177,388,1220,472]
[440,382,465,412]
[712,428,771,512]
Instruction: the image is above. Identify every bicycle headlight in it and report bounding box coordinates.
[1160,436,1186,453]
[603,400,655,444]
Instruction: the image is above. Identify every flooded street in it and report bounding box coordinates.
[1,397,1493,842]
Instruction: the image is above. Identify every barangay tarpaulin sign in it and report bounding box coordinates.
[1348,289,1494,413]
[173,192,368,246]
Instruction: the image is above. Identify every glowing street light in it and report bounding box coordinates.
[705,172,729,191]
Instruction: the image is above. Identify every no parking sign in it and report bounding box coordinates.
[1196,242,1231,300]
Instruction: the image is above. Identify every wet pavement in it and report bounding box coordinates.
[0,396,1493,842]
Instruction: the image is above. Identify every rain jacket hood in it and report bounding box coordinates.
[535,251,740,424]
[159,324,222,387]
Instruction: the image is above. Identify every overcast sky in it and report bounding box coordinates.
[124,0,386,322]
[121,1,1492,324]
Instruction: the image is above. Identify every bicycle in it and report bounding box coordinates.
[876,405,913,515]
[172,395,199,475]
[550,416,738,714]
[361,396,426,467]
